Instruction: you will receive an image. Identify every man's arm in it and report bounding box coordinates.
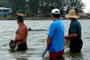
[45,23,56,51]
[42,23,55,57]
[64,33,77,39]
[65,23,78,39]
[41,37,52,57]
[46,37,52,51]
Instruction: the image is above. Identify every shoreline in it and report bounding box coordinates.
[0,17,90,20]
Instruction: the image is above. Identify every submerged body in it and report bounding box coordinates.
[64,9,83,53]
[15,15,28,51]
[69,20,83,52]
[15,24,28,51]
[45,9,65,60]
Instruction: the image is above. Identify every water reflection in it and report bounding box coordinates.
[43,56,65,60]
[70,52,83,60]
[17,57,28,60]
[70,52,83,58]
[64,50,84,60]
[59,57,65,60]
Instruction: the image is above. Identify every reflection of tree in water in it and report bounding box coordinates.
[17,57,28,60]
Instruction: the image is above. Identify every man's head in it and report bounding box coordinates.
[17,16,24,24]
[51,8,60,20]
[65,9,79,20]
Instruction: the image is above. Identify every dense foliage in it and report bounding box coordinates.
[0,0,84,17]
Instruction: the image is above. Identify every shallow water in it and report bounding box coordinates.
[0,20,90,60]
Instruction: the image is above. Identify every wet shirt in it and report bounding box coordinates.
[69,20,81,38]
[69,20,83,51]
[48,20,64,52]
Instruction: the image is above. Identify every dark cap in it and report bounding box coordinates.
[17,16,24,22]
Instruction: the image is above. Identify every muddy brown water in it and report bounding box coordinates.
[0,20,90,60]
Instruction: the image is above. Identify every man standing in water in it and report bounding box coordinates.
[43,9,64,60]
[15,14,28,51]
[64,9,83,53]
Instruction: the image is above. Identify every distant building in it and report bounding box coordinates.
[0,7,12,17]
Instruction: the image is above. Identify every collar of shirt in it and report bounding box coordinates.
[53,19,60,21]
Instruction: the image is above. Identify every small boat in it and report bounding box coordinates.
[28,27,47,31]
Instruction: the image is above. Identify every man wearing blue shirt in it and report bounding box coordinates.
[45,9,64,60]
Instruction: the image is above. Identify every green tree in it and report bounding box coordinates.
[0,0,9,7]
[8,0,84,17]
[66,0,84,13]
[8,0,26,16]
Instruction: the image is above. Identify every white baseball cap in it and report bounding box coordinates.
[51,8,60,14]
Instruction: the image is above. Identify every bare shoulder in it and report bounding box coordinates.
[20,25,28,31]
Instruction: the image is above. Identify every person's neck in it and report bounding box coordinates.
[70,18,77,21]
[53,18,60,21]
[19,23,24,27]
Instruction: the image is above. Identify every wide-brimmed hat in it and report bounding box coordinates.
[16,13,26,16]
[17,16,24,21]
[65,9,79,19]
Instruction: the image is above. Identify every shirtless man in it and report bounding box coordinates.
[15,15,28,51]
